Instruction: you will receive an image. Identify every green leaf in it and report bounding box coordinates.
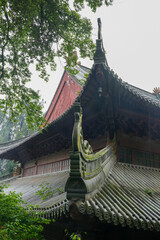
[0,0,112,129]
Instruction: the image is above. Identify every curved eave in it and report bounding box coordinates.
[3,171,70,219]
[103,65,160,111]
[3,153,160,231]
[5,162,160,232]
[0,132,39,159]
[0,62,160,159]
[0,63,96,160]
[76,162,160,231]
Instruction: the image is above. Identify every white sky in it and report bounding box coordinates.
[30,0,160,112]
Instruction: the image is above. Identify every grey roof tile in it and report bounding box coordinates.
[68,65,90,86]
[4,171,69,211]
[0,132,38,155]
[3,162,160,230]
[106,66,160,107]
[78,163,160,230]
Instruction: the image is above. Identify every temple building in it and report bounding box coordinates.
[1,19,160,239]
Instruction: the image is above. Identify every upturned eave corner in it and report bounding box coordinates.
[65,101,87,200]
[65,101,117,201]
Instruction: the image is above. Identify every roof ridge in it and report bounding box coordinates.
[118,162,160,172]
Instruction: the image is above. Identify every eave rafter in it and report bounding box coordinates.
[116,108,160,139]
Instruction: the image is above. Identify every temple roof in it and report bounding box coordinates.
[0,133,38,156]
[3,162,160,231]
[67,65,90,85]
[3,108,160,231]
[45,64,90,123]
[0,65,160,159]
[114,78,160,107]
[78,163,160,230]
[3,171,69,208]
[0,17,160,160]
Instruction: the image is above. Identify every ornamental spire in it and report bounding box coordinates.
[94,18,108,65]
[98,18,102,40]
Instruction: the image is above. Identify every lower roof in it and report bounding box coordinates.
[3,163,160,231]
[3,171,69,208]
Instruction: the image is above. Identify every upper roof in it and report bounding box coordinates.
[114,78,160,107]
[45,65,90,123]
[0,37,160,159]
[68,65,90,85]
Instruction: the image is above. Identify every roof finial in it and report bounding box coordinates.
[94,18,108,65]
[98,18,102,40]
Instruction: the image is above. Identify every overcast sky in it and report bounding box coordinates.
[30,0,160,112]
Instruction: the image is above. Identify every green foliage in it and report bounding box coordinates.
[35,181,53,200]
[0,184,50,240]
[55,187,64,195]
[144,188,154,196]
[0,0,112,130]
[70,233,81,240]
[0,159,17,177]
[78,73,89,86]
[73,0,113,12]
[0,111,35,178]
[0,112,34,143]
[35,181,64,200]
[65,229,87,240]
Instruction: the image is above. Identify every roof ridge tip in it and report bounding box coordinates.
[93,18,108,66]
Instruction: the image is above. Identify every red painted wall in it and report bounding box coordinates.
[45,71,82,123]
[23,149,71,177]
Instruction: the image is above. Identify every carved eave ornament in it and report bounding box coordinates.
[153,87,160,99]
[65,102,116,200]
